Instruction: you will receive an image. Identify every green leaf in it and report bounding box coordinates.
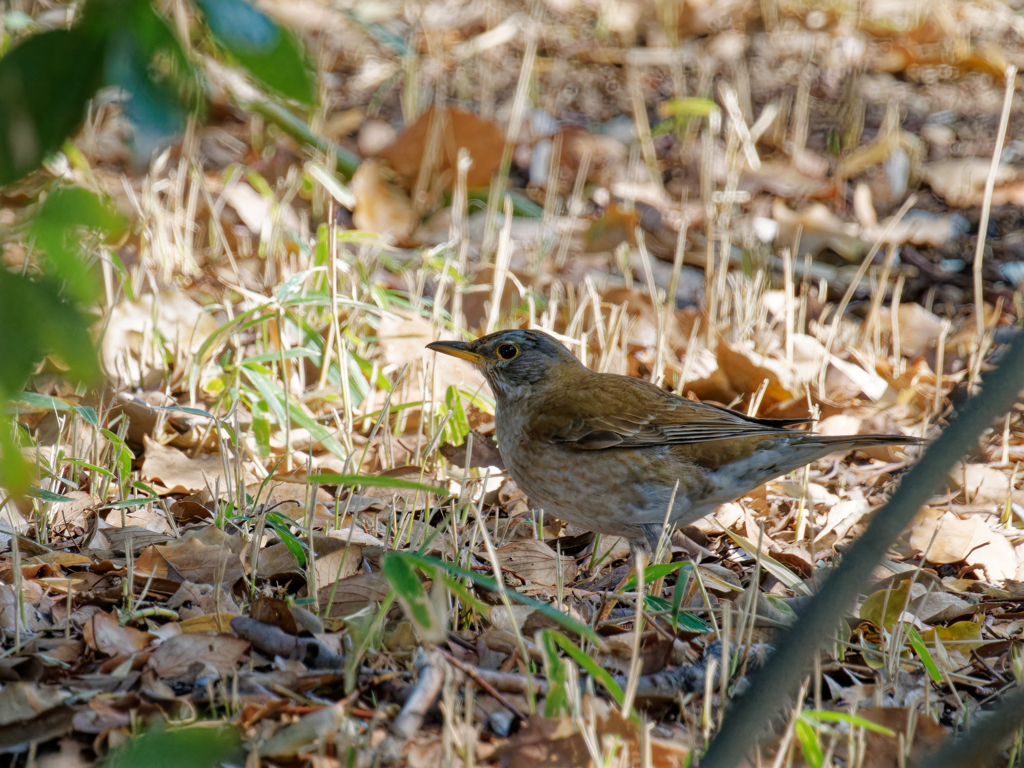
[400,552,599,642]
[541,629,626,709]
[27,486,71,502]
[0,271,100,396]
[801,710,896,736]
[382,552,446,643]
[74,405,99,426]
[265,512,306,566]
[795,717,823,768]
[442,385,470,447]
[31,186,128,302]
[65,458,117,479]
[196,0,313,104]
[644,595,711,633]
[99,724,242,768]
[620,560,692,592]
[0,29,103,184]
[100,428,134,478]
[538,629,568,717]
[105,497,158,509]
[906,625,943,684]
[7,392,74,413]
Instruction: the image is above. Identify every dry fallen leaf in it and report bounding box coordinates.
[147,632,249,678]
[494,538,577,587]
[377,106,504,189]
[317,571,390,618]
[350,159,418,243]
[141,435,255,495]
[83,611,154,657]
[101,291,219,387]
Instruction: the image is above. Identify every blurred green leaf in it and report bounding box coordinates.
[538,629,568,717]
[541,629,627,711]
[0,271,99,397]
[801,710,895,736]
[0,29,103,184]
[442,385,470,447]
[795,717,823,768]
[31,186,128,303]
[88,0,194,158]
[382,552,447,643]
[7,392,74,413]
[196,0,314,104]
[27,486,71,502]
[99,724,243,768]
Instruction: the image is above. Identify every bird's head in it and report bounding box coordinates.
[427,329,581,398]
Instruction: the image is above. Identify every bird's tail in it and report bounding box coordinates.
[794,433,924,453]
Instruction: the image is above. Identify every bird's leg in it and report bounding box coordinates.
[642,523,671,599]
[597,538,651,623]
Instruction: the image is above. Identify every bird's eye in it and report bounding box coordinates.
[497,344,518,360]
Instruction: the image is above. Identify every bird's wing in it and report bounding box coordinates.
[524,372,808,450]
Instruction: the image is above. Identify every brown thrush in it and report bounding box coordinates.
[428,329,920,563]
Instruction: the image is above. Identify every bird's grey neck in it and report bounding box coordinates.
[486,374,530,402]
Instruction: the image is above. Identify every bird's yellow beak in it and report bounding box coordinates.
[426,340,486,364]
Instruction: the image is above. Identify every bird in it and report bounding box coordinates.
[427,328,921,574]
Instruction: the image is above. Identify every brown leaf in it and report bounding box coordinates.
[495,538,577,587]
[0,683,67,726]
[155,537,244,586]
[855,708,947,768]
[250,597,299,636]
[908,512,986,564]
[141,435,255,495]
[147,633,249,678]
[377,106,503,189]
[317,571,390,618]
[101,290,219,387]
[83,611,154,657]
[909,592,974,624]
[350,159,417,243]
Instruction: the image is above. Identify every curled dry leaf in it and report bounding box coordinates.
[376,106,504,189]
[147,632,249,678]
[922,159,1024,208]
[317,571,390,618]
[141,435,255,495]
[155,536,245,586]
[909,592,974,624]
[83,611,154,657]
[0,682,67,726]
[908,511,1017,579]
[494,538,577,587]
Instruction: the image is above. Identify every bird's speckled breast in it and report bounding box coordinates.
[495,406,707,538]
